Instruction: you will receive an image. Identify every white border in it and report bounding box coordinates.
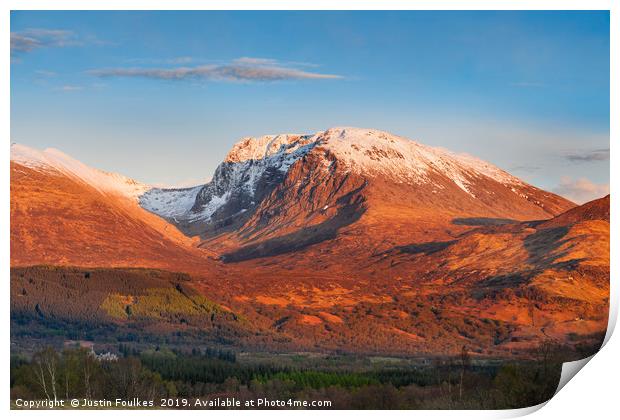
[3,1,616,420]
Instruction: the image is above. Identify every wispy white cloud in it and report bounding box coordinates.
[124,56,195,65]
[553,176,609,204]
[234,57,320,68]
[231,57,282,66]
[11,29,80,55]
[89,57,343,82]
[564,148,609,163]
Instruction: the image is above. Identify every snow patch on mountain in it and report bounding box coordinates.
[11,143,150,200]
[315,127,522,195]
[139,186,203,221]
[225,134,315,163]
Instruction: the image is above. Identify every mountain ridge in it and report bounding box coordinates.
[139,127,575,247]
[11,144,150,200]
[10,153,211,269]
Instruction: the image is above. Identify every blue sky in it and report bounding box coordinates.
[10,11,609,202]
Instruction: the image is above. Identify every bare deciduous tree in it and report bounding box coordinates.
[459,345,470,401]
[32,347,59,400]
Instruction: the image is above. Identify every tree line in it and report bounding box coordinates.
[11,342,563,409]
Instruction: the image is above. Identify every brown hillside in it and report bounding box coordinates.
[10,162,213,271]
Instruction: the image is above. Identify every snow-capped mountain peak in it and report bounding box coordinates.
[139,127,539,235]
[314,127,522,192]
[224,134,315,163]
[218,127,523,196]
[10,143,150,200]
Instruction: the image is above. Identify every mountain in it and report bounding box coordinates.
[10,144,211,269]
[10,130,608,357]
[141,127,574,260]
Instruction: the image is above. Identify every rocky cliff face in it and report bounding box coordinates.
[140,134,321,236]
